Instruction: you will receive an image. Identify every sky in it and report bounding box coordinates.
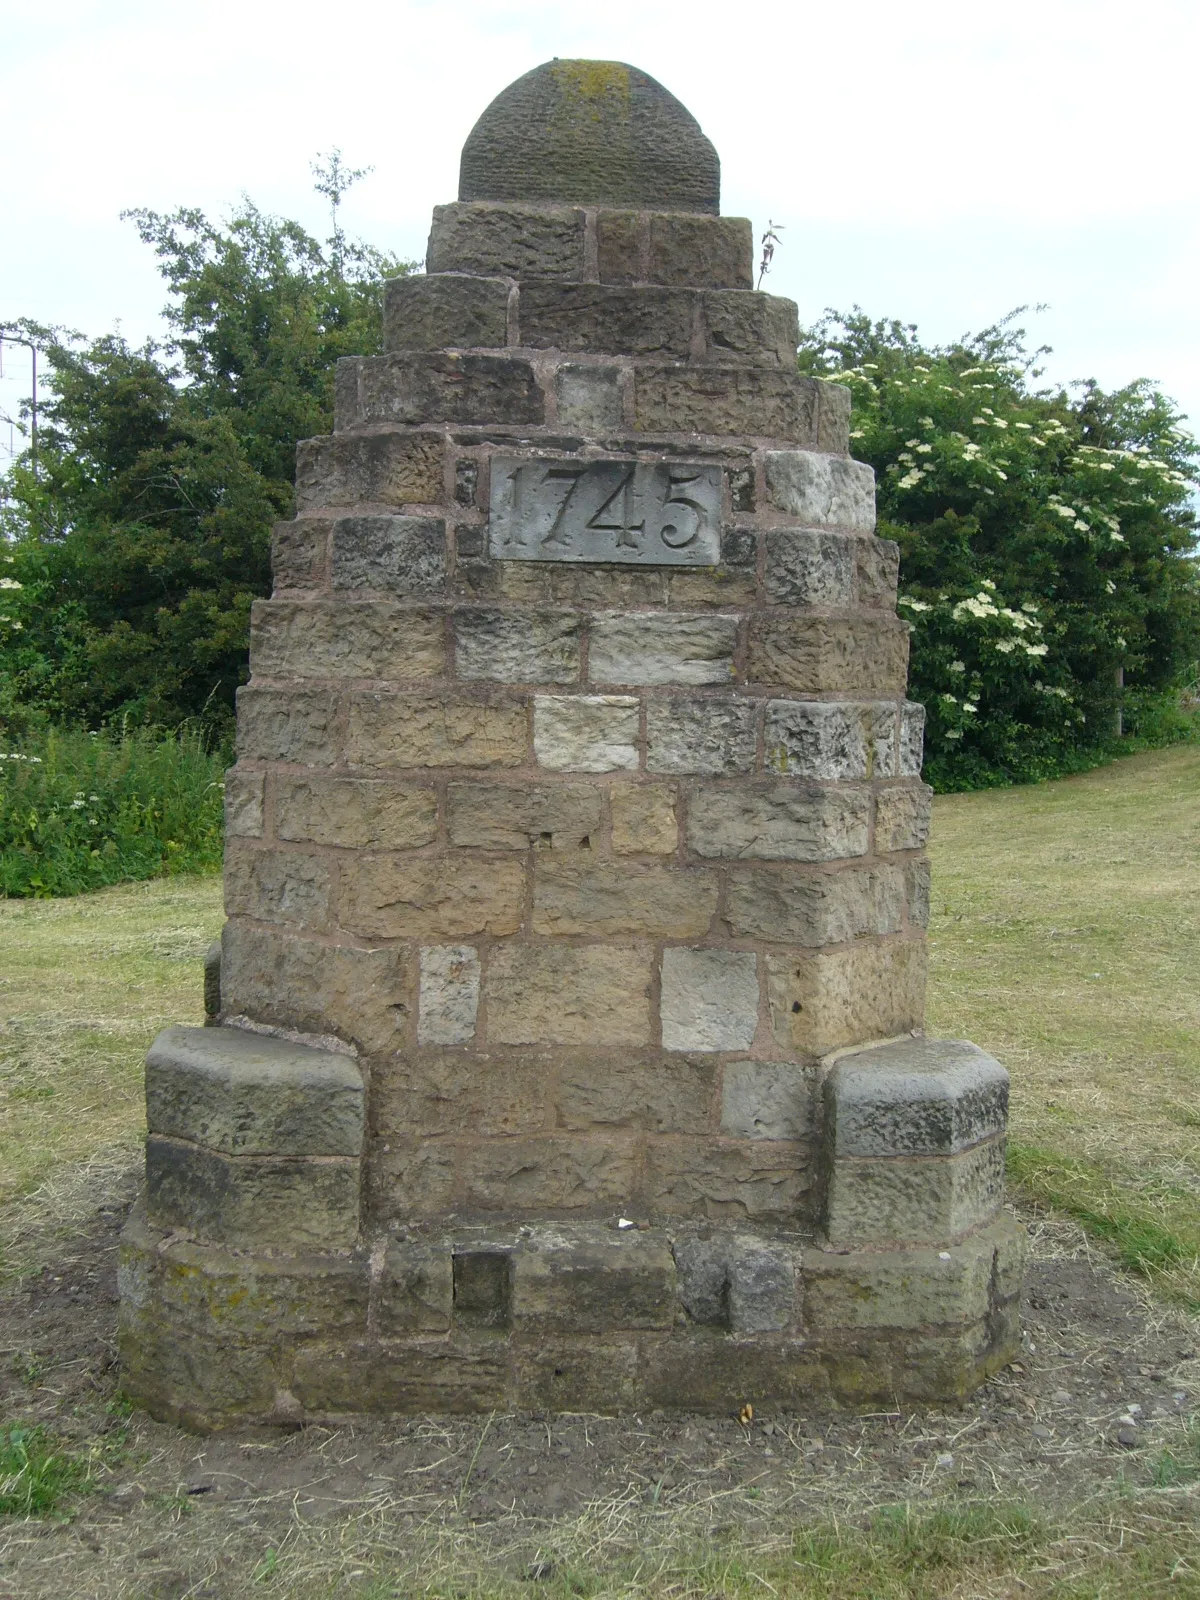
[2,0,1198,466]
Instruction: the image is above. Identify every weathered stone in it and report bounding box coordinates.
[427,201,586,280]
[590,612,736,686]
[610,781,678,853]
[906,857,931,927]
[702,291,798,365]
[145,1025,364,1157]
[646,214,753,289]
[645,695,757,775]
[763,530,854,608]
[378,1242,454,1334]
[875,783,933,852]
[453,1248,513,1326]
[418,945,481,1045]
[856,537,900,608]
[519,282,693,356]
[272,517,327,588]
[462,1137,638,1211]
[763,451,876,532]
[224,768,264,838]
[512,1339,640,1413]
[900,700,926,775]
[349,352,544,428]
[533,859,718,937]
[638,1334,829,1411]
[765,939,926,1057]
[295,433,444,512]
[512,1226,676,1332]
[293,1338,508,1413]
[485,943,651,1046]
[816,383,852,454]
[455,459,479,507]
[822,1137,1007,1246]
[347,695,527,770]
[747,616,910,694]
[275,775,437,850]
[454,608,581,683]
[533,694,639,771]
[236,687,337,766]
[687,784,870,862]
[595,209,643,285]
[764,699,897,782]
[368,1141,458,1219]
[555,364,624,431]
[660,947,759,1052]
[373,1049,544,1137]
[721,1060,813,1140]
[555,1051,716,1133]
[644,1140,811,1219]
[383,273,510,352]
[826,1037,1010,1158]
[447,782,601,850]
[340,853,525,939]
[203,940,222,1023]
[224,842,331,930]
[723,863,906,945]
[330,516,446,594]
[252,601,445,682]
[635,366,817,440]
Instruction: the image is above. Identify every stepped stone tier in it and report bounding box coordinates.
[119,60,1024,1428]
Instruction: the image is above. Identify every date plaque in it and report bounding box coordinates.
[488,456,722,566]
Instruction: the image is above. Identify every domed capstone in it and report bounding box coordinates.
[458,59,720,213]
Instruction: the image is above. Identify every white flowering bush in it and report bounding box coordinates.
[799,311,1200,787]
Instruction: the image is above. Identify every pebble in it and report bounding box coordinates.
[1115,1426,1139,1449]
[1051,1390,1072,1405]
[935,1453,955,1470]
[1031,1424,1053,1441]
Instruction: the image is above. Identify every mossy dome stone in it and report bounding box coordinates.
[459,60,720,213]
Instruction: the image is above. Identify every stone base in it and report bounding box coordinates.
[118,1202,1024,1430]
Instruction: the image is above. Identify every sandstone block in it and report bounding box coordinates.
[554,1051,716,1134]
[610,781,678,853]
[765,939,926,1057]
[427,201,586,280]
[720,1060,813,1140]
[340,853,525,939]
[294,432,444,512]
[764,700,898,782]
[272,518,327,588]
[224,768,264,838]
[447,782,601,850]
[251,601,445,681]
[204,940,221,1022]
[673,1231,800,1332]
[454,608,580,683]
[638,1334,829,1411]
[224,842,331,930]
[723,862,905,945]
[417,945,481,1045]
[645,695,757,775]
[373,1048,545,1137]
[763,450,876,532]
[595,209,642,285]
[452,1247,513,1328]
[533,694,639,771]
[855,537,901,608]
[826,1037,1009,1158]
[346,695,527,769]
[907,857,931,927]
[518,282,693,356]
[330,516,446,594]
[634,366,817,440]
[485,943,651,1046]
[644,1139,811,1219]
[702,291,799,365]
[378,1242,454,1334]
[646,214,754,289]
[533,859,718,937]
[292,1338,508,1413]
[383,273,510,351]
[686,784,870,862]
[368,1140,458,1219]
[555,364,624,430]
[816,383,852,454]
[822,1137,1006,1246]
[589,612,736,687]
[462,1137,637,1212]
[900,700,926,775]
[236,687,337,766]
[275,775,438,850]
[747,616,910,694]
[350,352,544,428]
[512,1339,639,1414]
[512,1227,676,1332]
[763,530,854,608]
[875,783,933,852]
[660,947,759,1052]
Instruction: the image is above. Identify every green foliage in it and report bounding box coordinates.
[0,1423,91,1517]
[0,724,225,897]
[799,310,1200,788]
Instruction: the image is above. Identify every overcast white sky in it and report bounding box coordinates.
[3,0,1198,465]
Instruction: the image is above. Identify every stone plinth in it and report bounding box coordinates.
[119,59,1023,1427]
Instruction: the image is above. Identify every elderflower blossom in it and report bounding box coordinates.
[897,468,924,489]
[948,660,966,673]
[963,701,978,713]
[953,593,1000,620]
[0,577,21,590]
[915,443,933,454]
[1023,642,1049,656]
[1105,580,1116,594]
[994,639,1016,653]
[898,595,931,611]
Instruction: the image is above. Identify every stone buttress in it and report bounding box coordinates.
[119,60,1024,1427]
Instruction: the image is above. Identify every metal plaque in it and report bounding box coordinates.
[488,456,722,566]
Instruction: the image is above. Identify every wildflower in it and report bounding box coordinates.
[1014,422,1032,430]
[898,595,931,612]
[849,429,865,439]
[972,417,989,425]
[994,639,1016,653]
[919,416,934,426]
[1021,602,1039,613]
[1023,643,1049,657]
[980,580,997,591]
[991,418,1009,429]
[941,693,958,705]
[948,660,966,673]
[993,468,1008,480]
[1052,505,1077,519]
[1105,580,1116,594]
[915,443,933,454]
[897,469,925,489]
[905,439,921,448]
[963,702,978,714]
[0,577,21,590]
[944,729,963,740]
[1110,531,1125,542]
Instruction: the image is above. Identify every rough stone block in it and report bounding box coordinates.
[645,695,757,775]
[723,862,905,945]
[875,783,933,852]
[145,1025,364,1157]
[906,857,931,927]
[554,1051,716,1134]
[660,947,759,1052]
[900,700,926,775]
[293,1338,509,1414]
[383,273,510,351]
[462,1137,638,1212]
[826,1037,1010,1157]
[236,687,337,766]
[763,451,876,532]
[702,290,798,365]
[251,601,445,681]
[427,201,586,280]
[638,1334,830,1411]
[856,537,901,609]
[646,214,754,289]
[610,781,678,853]
[346,695,527,770]
[634,366,817,440]
[816,383,852,454]
[512,1227,676,1332]
[672,1230,798,1331]
[418,945,481,1045]
[765,939,926,1057]
[747,616,910,694]
[533,859,718,937]
[369,1141,458,1219]
[533,694,639,771]
[145,1137,361,1251]
[295,433,444,512]
[686,784,870,862]
[822,1137,1006,1246]
[272,517,327,588]
[340,853,525,939]
[350,353,544,428]
[373,1049,544,1137]
[512,1339,640,1413]
[519,282,693,356]
[447,781,601,850]
[377,1242,454,1334]
[590,612,736,686]
[454,608,581,683]
[555,364,624,430]
[720,1060,813,1140]
[224,842,331,930]
[485,943,651,1046]
[203,940,222,1023]
[763,530,854,608]
[330,516,446,594]
[595,209,642,284]
[765,700,898,782]
[453,1249,513,1327]
[644,1139,811,1219]
[275,775,437,850]
[224,768,264,838]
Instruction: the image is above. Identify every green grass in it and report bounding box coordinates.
[0,723,226,896]
[0,1423,94,1517]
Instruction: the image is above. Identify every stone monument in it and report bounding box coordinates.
[119,60,1024,1427]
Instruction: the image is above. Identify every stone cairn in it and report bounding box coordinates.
[119,60,1024,1427]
